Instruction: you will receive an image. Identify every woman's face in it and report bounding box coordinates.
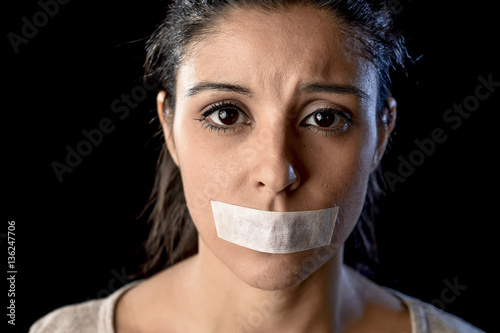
[159,5,391,290]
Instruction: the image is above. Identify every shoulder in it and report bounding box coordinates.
[391,290,485,333]
[29,281,142,333]
[29,298,104,333]
[115,257,199,332]
[344,266,484,333]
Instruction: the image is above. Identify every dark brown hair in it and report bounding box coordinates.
[141,0,408,277]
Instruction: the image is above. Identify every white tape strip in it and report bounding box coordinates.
[210,201,338,254]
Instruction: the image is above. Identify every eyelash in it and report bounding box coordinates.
[301,108,354,137]
[195,101,246,134]
[202,122,234,134]
[194,101,354,136]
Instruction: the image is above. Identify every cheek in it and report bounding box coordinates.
[172,117,244,240]
[337,130,377,233]
[304,125,377,241]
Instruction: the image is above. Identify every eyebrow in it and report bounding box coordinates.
[185,82,252,98]
[300,82,369,100]
[185,81,369,100]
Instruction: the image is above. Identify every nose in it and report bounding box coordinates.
[248,128,301,194]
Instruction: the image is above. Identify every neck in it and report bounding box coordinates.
[190,240,353,333]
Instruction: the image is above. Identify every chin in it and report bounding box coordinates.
[223,244,339,290]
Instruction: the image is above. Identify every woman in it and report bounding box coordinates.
[30,0,484,332]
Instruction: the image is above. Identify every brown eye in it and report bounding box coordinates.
[218,108,239,125]
[303,109,345,128]
[314,111,336,127]
[207,105,249,126]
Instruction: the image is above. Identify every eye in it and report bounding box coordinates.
[301,108,349,129]
[208,107,247,126]
[195,101,251,133]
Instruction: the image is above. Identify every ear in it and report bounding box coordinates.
[371,97,397,171]
[157,91,179,166]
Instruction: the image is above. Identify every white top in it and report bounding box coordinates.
[29,280,485,333]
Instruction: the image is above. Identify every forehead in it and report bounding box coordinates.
[178,5,377,102]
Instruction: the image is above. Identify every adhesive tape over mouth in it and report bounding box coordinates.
[210,200,338,254]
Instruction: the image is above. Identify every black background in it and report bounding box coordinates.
[4,0,497,332]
